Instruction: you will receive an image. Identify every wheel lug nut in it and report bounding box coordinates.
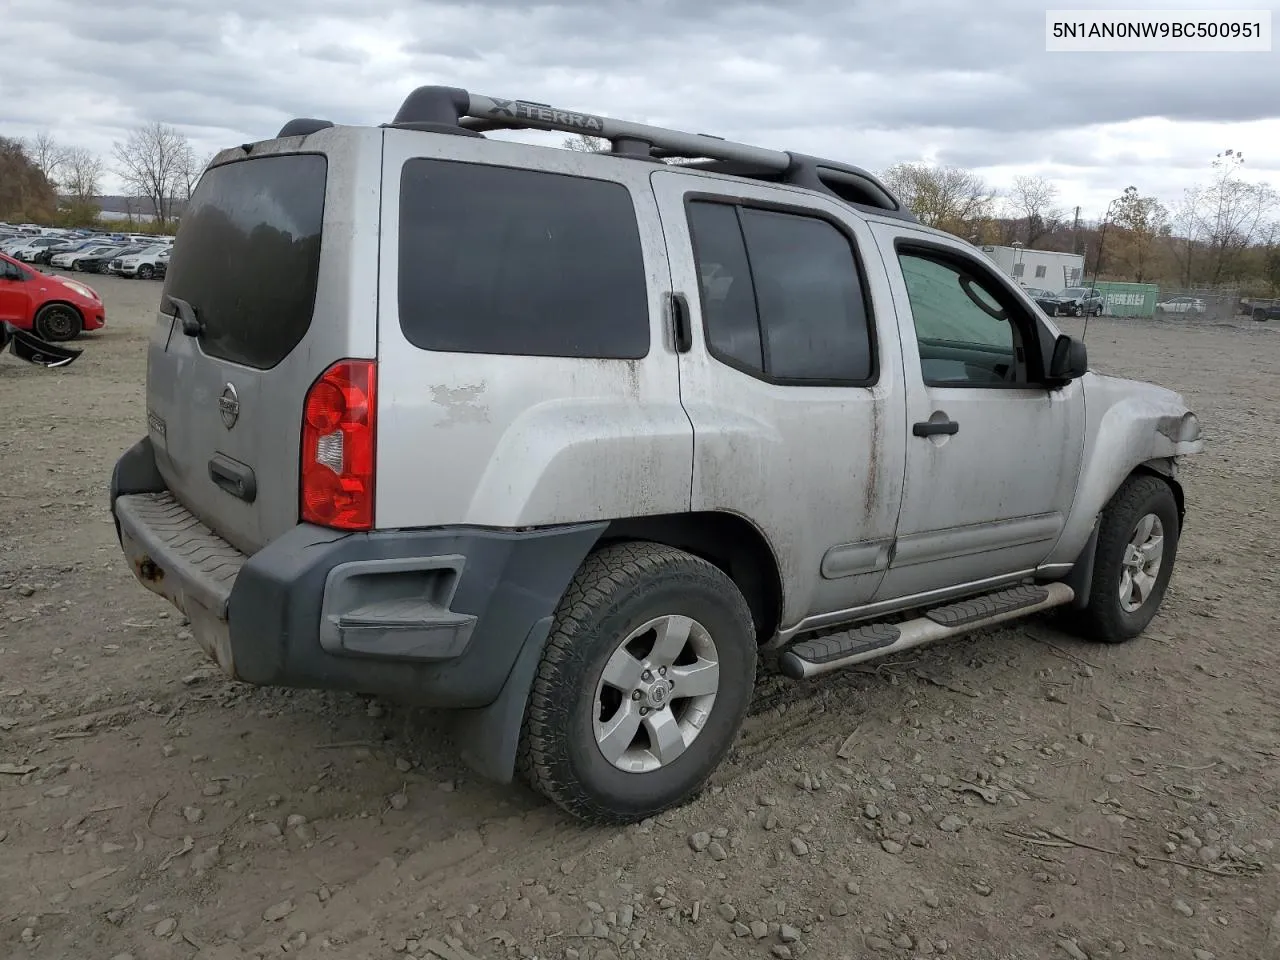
[631,690,642,700]
[659,667,667,676]
[641,670,653,682]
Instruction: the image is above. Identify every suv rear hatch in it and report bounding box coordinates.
[145,132,380,555]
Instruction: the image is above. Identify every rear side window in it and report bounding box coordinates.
[685,202,762,371]
[687,199,876,384]
[162,154,327,370]
[398,159,650,359]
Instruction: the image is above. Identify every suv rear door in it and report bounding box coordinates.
[650,169,909,631]
[145,130,383,555]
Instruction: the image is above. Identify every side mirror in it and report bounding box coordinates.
[1049,334,1088,381]
[1,263,23,281]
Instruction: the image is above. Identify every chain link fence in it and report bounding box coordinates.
[1150,286,1247,322]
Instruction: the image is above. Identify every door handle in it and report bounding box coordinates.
[669,292,692,353]
[913,419,959,437]
[209,453,257,503]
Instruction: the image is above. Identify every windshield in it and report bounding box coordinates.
[1062,287,1095,297]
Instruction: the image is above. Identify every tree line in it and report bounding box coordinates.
[567,133,1278,294]
[5,126,1277,295]
[880,149,1279,294]
[1,124,214,231]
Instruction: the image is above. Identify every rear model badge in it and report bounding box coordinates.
[218,383,240,429]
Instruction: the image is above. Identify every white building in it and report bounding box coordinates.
[979,245,1085,292]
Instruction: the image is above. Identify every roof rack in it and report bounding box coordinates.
[275,86,913,220]
[360,85,914,220]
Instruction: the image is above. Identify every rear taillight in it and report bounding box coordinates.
[300,359,377,531]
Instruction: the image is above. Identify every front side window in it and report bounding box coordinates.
[898,251,1022,386]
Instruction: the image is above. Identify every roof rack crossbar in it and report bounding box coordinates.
[452,91,791,171]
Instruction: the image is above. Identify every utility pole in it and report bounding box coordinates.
[1071,206,1081,255]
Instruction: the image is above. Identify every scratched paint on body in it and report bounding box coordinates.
[430,383,490,425]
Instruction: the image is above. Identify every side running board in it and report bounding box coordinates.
[779,583,1074,681]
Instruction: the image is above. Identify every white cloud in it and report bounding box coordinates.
[2,0,1278,220]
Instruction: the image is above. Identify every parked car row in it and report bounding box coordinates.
[1021,287,1222,320]
[0,222,170,247]
[0,234,170,280]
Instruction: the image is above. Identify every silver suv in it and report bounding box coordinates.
[110,86,1204,825]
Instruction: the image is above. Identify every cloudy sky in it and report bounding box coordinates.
[4,0,1279,221]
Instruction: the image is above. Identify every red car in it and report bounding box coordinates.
[0,251,106,342]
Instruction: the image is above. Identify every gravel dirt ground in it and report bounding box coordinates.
[1,273,1278,960]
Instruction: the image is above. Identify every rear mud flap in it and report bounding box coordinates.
[1,321,83,367]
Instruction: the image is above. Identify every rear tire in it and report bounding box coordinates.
[1071,474,1180,643]
[518,542,757,825]
[34,303,83,342]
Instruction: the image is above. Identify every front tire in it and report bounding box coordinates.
[518,542,757,825]
[1074,474,1180,642]
[34,303,83,342]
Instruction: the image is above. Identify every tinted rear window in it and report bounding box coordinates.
[162,154,326,369]
[397,159,650,359]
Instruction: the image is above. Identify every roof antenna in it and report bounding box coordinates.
[1082,197,1118,342]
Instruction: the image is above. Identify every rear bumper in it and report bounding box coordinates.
[109,437,605,708]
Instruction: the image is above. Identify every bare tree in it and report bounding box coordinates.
[1109,186,1168,283]
[113,122,193,225]
[563,133,606,153]
[25,130,68,188]
[1259,221,1280,295]
[175,143,214,202]
[1168,188,1203,287]
[62,147,104,205]
[561,132,697,165]
[1193,149,1279,284]
[880,162,997,237]
[1007,175,1061,246]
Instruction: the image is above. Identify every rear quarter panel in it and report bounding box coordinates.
[373,133,692,529]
